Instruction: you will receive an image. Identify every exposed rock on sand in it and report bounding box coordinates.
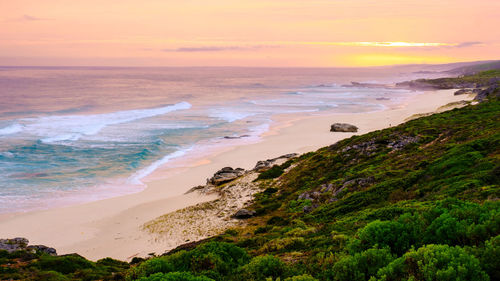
[207,167,245,185]
[223,135,250,139]
[233,209,256,219]
[330,123,358,132]
[253,153,298,172]
[0,237,57,255]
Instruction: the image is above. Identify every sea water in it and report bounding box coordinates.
[0,66,431,213]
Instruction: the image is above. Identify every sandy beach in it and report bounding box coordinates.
[0,89,473,261]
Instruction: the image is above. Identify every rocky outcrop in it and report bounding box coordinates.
[232,209,256,219]
[253,153,298,172]
[0,237,57,255]
[340,140,377,155]
[27,245,57,255]
[341,177,375,191]
[454,88,482,96]
[330,123,358,133]
[0,237,28,252]
[342,82,393,89]
[223,135,250,139]
[474,85,500,102]
[340,134,419,156]
[395,80,442,90]
[386,136,420,150]
[208,167,245,185]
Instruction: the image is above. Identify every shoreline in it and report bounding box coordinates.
[0,89,472,261]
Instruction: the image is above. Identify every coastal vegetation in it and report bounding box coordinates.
[0,71,499,280]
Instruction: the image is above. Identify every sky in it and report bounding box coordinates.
[1,0,499,67]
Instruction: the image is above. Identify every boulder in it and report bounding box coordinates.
[27,245,57,255]
[208,167,245,185]
[233,209,256,219]
[0,237,29,252]
[252,153,298,172]
[0,238,56,255]
[330,123,358,133]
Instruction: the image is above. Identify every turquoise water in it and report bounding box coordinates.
[0,66,421,213]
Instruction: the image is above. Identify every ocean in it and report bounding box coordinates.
[0,66,430,213]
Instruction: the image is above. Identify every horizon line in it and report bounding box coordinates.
[0,59,498,69]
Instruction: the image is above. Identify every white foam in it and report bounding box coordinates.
[249,122,271,136]
[7,102,192,143]
[209,110,255,122]
[0,124,23,136]
[127,147,192,185]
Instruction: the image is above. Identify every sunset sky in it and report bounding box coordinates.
[1,0,499,67]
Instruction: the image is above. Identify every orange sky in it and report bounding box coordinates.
[1,0,499,67]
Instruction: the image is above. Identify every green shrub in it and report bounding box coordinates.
[329,248,393,281]
[257,166,285,180]
[35,270,70,281]
[96,257,130,270]
[36,254,95,274]
[284,274,318,281]
[137,271,214,281]
[376,244,489,281]
[127,242,250,280]
[357,220,412,255]
[423,212,467,245]
[267,216,289,226]
[126,258,174,281]
[186,242,250,278]
[241,255,288,281]
[262,237,305,252]
[480,235,500,281]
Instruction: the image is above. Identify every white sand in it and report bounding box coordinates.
[0,89,471,261]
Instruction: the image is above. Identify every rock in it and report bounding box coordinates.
[27,245,57,255]
[340,140,377,155]
[342,82,392,89]
[223,135,250,139]
[320,183,334,193]
[233,209,256,219]
[252,153,298,172]
[254,160,271,172]
[454,88,481,96]
[330,123,358,133]
[208,167,245,185]
[386,136,420,150]
[341,177,375,191]
[475,85,500,102]
[0,238,56,255]
[0,237,29,252]
[184,185,206,194]
[298,191,321,200]
[332,186,346,197]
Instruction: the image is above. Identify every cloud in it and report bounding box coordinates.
[454,41,482,48]
[4,15,52,22]
[23,15,46,21]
